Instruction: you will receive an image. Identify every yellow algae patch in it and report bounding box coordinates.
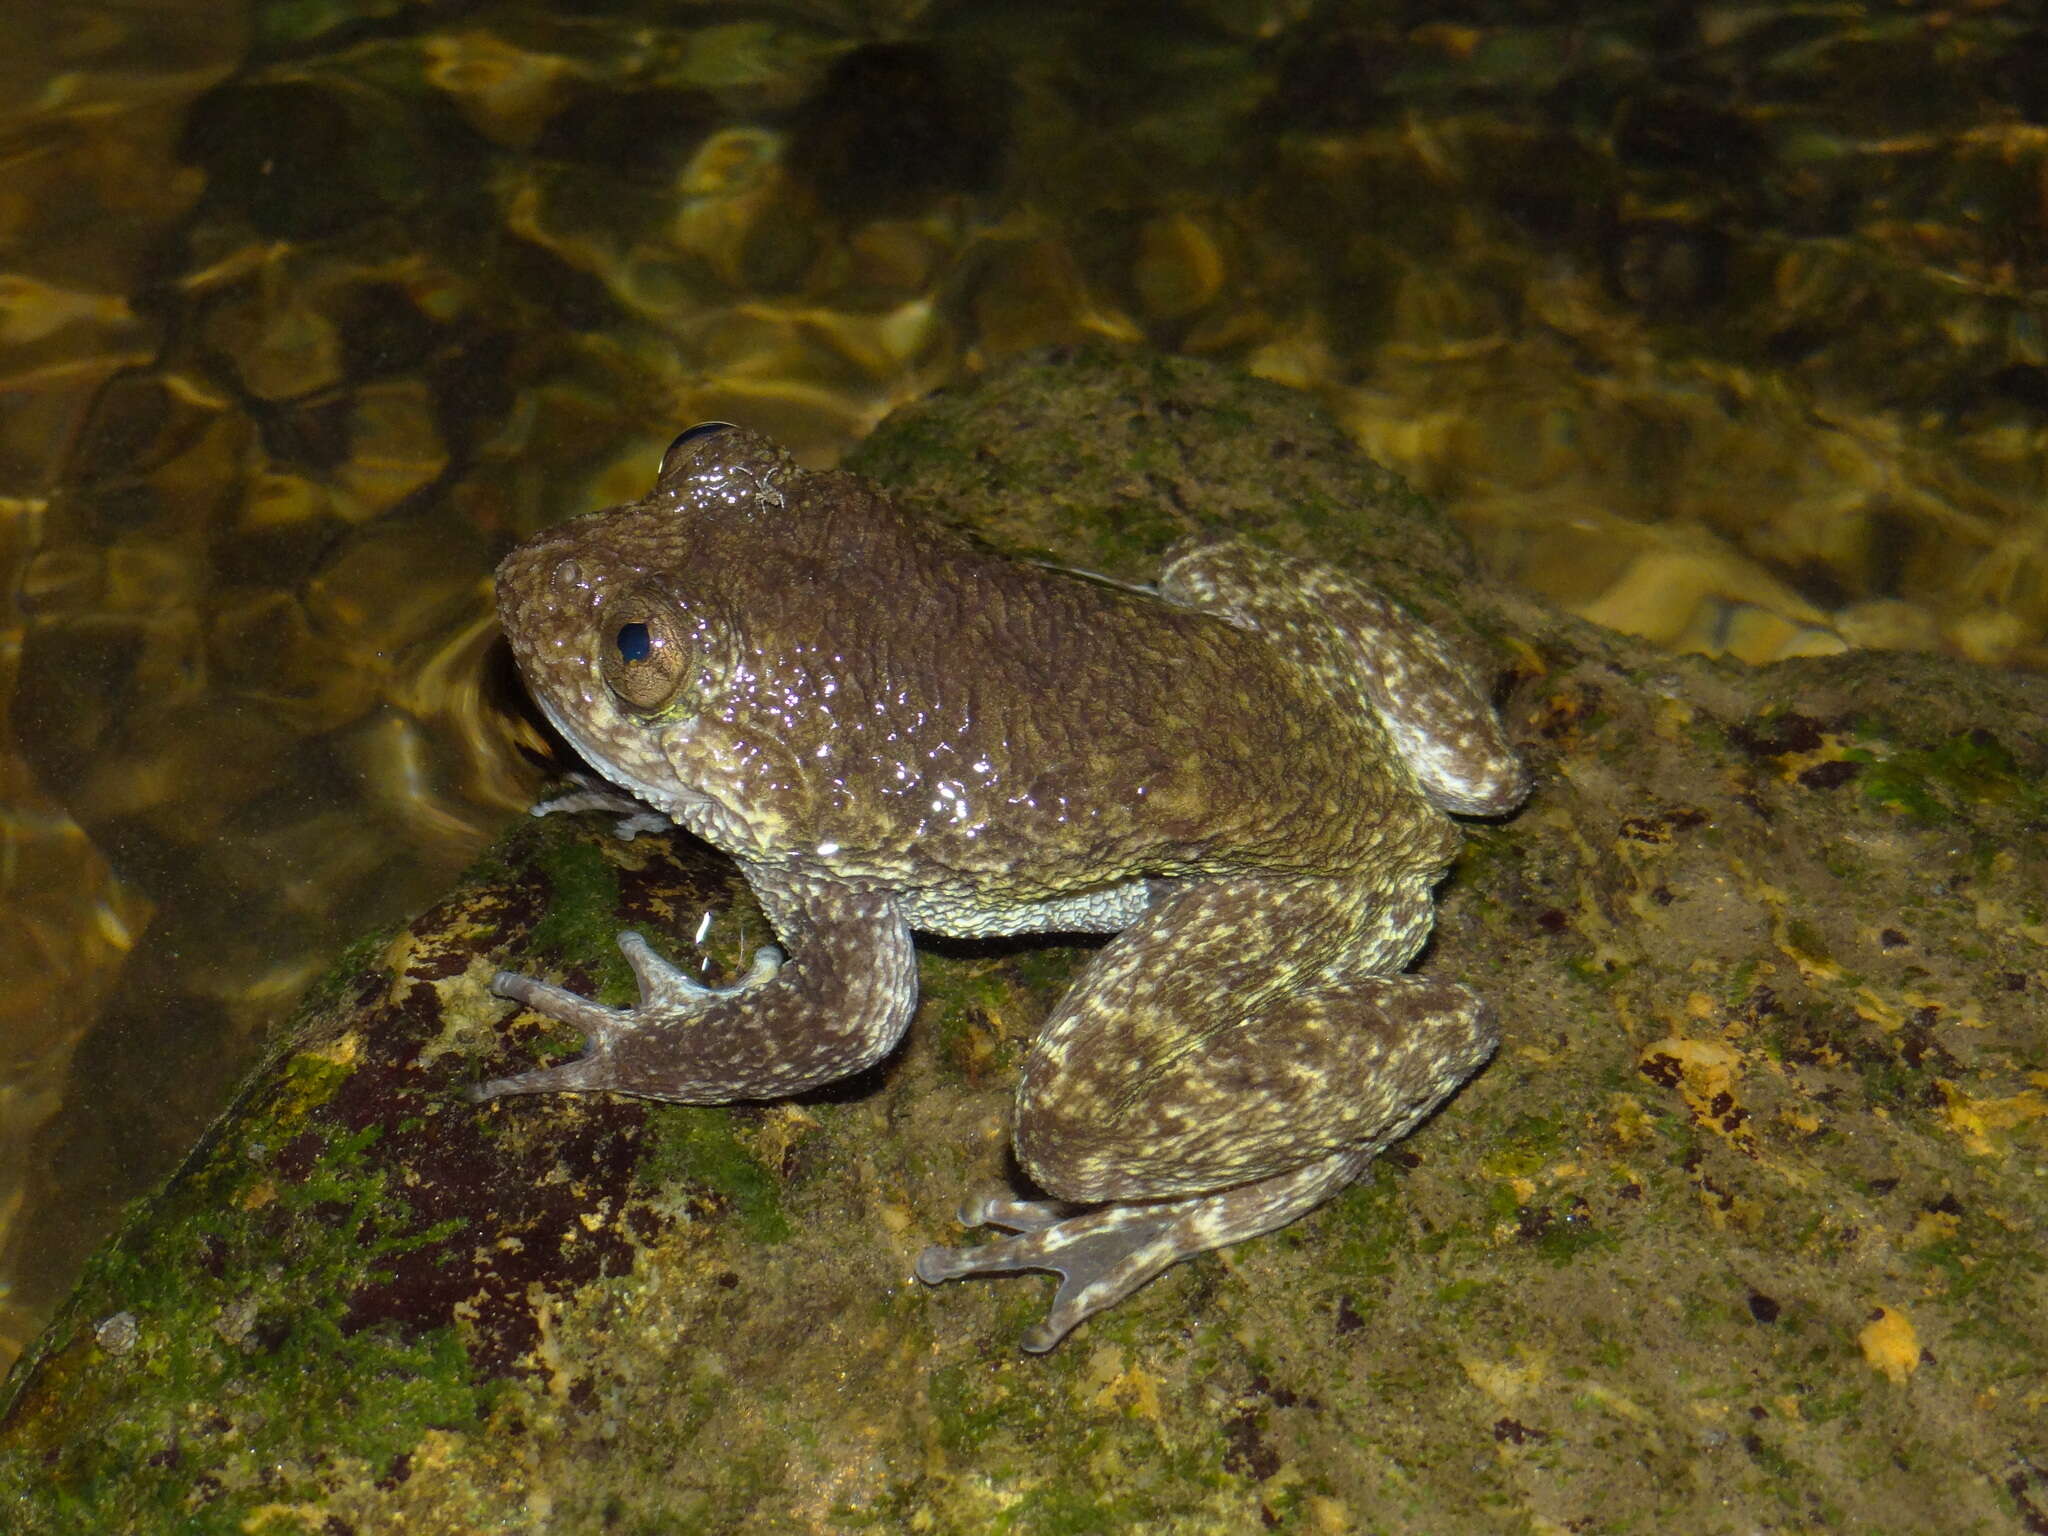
[1305,1495,1353,1533]
[1905,1207,1960,1248]
[1857,1306,1920,1384]
[1652,693,1693,739]
[1972,888,2048,947]
[1852,987,1905,1033]
[1731,863,1845,982]
[1774,915,1843,982]
[1937,1081,2048,1156]
[1460,1347,1550,1405]
[1580,1383,1652,1423]
[303,1030,362,1071]
[1638,1036,1759,1156]
[241,1503,332,1533]
[1079,1346,1164,1420]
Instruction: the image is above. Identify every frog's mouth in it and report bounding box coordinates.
[529,688,715,828]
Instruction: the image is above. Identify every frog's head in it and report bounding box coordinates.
[494,422,903,857]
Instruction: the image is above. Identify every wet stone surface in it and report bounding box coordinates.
[3,352,2045,1534]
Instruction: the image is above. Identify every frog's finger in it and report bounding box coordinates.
[616,932,782,1007]
[488,968,631,1033]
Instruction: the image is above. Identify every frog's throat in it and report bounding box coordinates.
[531,691,716,832]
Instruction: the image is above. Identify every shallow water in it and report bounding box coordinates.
[2,0,2043,1369]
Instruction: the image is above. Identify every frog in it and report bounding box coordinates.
[472,420,1529,1352]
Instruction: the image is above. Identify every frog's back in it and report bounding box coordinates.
[744,490,1456,894]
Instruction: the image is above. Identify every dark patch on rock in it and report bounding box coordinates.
[1797,758,1861,790]
[1220,1408,1281,1482]
[1728,712,1828,760]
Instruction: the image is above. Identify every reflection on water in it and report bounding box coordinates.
[2,0,2044,1369]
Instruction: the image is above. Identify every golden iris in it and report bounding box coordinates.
[597,587,690,711]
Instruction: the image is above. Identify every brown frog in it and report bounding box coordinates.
[474,421,1527,1351]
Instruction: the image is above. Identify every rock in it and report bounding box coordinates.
[4,349,2044,1534]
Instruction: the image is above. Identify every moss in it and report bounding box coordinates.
[1803,1387,1865,1424]
[636,1106,791,1244]
[1852,1049,1920,1111]
[1918,729,2025,798]
[1859,728,2044,826]
[0,1105,484,1533]
[926,1357,1058,1459]
[1435,1277,1487,1310]
[293,919,402,1021]
[1782,915,1835,968]
[1586,1336,1632,1370]
[450,826,521,891]
[1721,957,1760,1002]
[1323,1158,1409,1241]
[1533,1220,1620,1268]
[1858,758,1954,824]
[1740,1428,1801,1482]
[919,962,1024,1080]
[1564,954,1628,986]
[526,826,634,1003]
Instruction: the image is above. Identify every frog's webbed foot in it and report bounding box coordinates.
[469,933,782,1101]
[530,771,669,840]
[916,1147,1371,1353]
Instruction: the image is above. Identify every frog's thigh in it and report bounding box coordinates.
[1160,537,1526,816]
[1012,878,1496,1203]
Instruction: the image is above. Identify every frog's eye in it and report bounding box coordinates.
[597,588,691,712]
[658,421,738,481]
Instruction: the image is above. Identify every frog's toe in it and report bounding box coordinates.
[467,1056,616,1102]
[920,1147,1380,1350]
[916,1200,1200,1353]
[527,773,670,840]
[489,967,631,1034]
[617,931,782,1008]
[956,1191,1077,1232]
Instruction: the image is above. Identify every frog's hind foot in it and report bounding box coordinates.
[917,1195,1206,1353]
[916,1146,1371,1352]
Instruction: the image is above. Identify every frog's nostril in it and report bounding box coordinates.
[547,557,586,599]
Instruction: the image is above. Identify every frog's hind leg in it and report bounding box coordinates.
[1158,536,1528,817]
[916,874,1496,1349]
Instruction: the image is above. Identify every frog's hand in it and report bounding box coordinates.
[1159,537,1528,817]
[916,1149,1372,1353]
[470,871,915,1104]
[529,771,670,840]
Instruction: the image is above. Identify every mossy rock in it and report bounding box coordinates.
[4,348,2045,1534]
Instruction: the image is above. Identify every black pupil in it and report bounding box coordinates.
[615,621,653,663]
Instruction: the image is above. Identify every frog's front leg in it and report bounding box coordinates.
[472,867,915,1103]
[916,873,1494,1351]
